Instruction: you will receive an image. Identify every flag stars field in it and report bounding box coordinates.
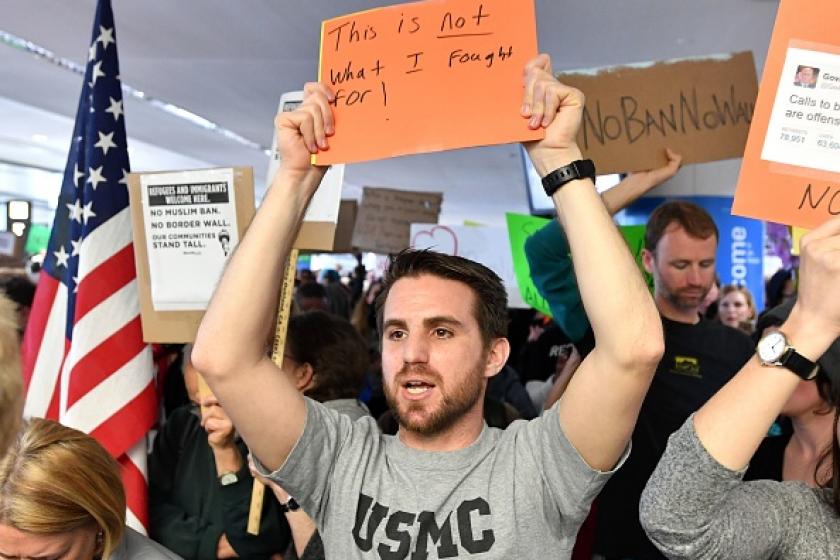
[105,97,123,121]
[53,245,70,268]
[95,131,117,155]
[87,165,106,189]
[66,199,83,223]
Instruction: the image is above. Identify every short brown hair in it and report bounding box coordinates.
[644,201,718,252]
[287,311,369,402]
[375,250,508,347]
[0,418,126,559]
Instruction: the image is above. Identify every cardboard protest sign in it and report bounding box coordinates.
[410,223,526,308]
[329,200,359,253]
[558,52,758,175]
[505,213,649,316]
[314,0,542,165]
[352,187,442,254]
[732,0,840,228]
[128,167,255,342]
[267,91,344,250]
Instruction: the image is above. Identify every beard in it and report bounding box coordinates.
[384,360,485,436]
[662,284,711,311]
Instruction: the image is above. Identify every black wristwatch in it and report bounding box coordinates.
[541,159,596,197]
[278,496,300,513]
[756,330,819,380]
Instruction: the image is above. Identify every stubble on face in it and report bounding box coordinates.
[384,359,485,436]
[659,280,711,311]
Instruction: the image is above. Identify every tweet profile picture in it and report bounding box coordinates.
[794,65,820,88]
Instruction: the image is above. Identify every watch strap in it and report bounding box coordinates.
[278,496,300,513]
[780,347,819,380]
[541,159,596,197]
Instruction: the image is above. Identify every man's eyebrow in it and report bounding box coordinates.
[423,316,464,329]
[382,318,408,330]
[381,316,465,330]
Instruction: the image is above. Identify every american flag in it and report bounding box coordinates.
[20,0,156,532]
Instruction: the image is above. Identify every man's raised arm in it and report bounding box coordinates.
[192,83,336,472]
[522,55,664,471]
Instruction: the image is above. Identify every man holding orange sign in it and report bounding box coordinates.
[193,52,663,559]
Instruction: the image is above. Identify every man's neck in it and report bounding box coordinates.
[655,294,700,324]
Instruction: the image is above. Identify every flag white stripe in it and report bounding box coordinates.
[127,437,149,483]
[23,284,68,418]
[77,207,132,283]
[58,279,141,416]
[125,433,150,535]
[63,346,151,433]
[125,507,144,535]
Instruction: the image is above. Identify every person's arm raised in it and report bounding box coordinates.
[192,82,335,472]
[522,54,664,471]
[600,148,682,214]
[693,215,840,470]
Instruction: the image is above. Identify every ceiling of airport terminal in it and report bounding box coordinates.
[0,0,780,224]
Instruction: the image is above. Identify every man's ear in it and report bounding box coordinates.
[484,338,511,379]
[295,362,315,392]
[641,248,655,275]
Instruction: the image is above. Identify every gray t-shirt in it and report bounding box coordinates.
[257,398,625,559]
[640,416,840,559]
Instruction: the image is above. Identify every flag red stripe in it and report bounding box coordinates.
[21,272,59,391]
[66,316,145,408]
[119,454,149,530]
[42,339,70,421]
[74,244,136,321]
[90,382,157,458]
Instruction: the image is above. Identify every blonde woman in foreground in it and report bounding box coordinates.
[0,418,181,559]
[640,215,840,559]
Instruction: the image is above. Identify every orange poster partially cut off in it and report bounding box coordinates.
[314,0,542,165]
[733,0,840,228]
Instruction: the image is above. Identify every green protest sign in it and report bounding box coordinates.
[505,213,552,315]
[505,213,650,317]
[24,224,50,255]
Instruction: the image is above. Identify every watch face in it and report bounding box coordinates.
[758,331,787,362]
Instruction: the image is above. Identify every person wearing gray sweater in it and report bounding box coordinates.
[640,215,840,559]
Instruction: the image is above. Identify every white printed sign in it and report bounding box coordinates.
[409,223,526,308]
[267,91,343,226]
[761,46,840,172]
[140,168,239,311]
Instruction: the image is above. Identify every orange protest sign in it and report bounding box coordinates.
[732,0,840,228]
[314,0,542,165]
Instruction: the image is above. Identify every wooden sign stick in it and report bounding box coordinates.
[247,248,299,535]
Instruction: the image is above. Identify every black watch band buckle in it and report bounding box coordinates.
[541,159,596,197]
[279,496,300,513]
